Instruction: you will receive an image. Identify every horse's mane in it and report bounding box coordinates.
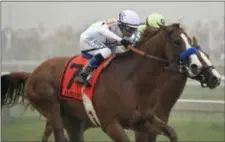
[136,27,160,48]
[114,27,160,61]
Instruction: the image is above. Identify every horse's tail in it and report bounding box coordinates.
[151,115,178,142]
[19,101,37,116]
[1,72,31,107]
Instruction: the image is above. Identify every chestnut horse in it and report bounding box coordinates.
[134,36,222,142]
[2,23,221,142]
[36,36,221,142]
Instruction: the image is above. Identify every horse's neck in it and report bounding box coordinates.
[133,31,167,85]
[109,51,138,82]
[108,30,167,92]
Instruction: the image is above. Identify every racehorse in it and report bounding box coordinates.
[1,72,28,107]
[35,36,221,142]
[1,23,221,142]
[134,36,222,142]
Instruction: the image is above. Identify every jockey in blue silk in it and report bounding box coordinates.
[75,10,141,87]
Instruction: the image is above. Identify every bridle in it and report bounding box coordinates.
[127,28,217,88]
[127,26,190,74]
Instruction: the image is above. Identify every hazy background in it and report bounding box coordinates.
[1,2,224,29]
[1,1,224,71]
[1,2,224,141]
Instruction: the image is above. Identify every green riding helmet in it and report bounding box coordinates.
[146,13,166,28]
[131,13,166,45]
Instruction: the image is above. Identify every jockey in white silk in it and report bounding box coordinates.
[75,9,141,87]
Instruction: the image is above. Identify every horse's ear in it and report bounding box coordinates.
[158,23,169,32]
[192,36,201,50]
[192,36,198,45]
[172,23,180,28]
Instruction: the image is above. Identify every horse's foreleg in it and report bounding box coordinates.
[135,131,157,142]
[145,114,177,142]
[41,120,53,142]
[103,119,130,142]
[134,111,164,142]
[62,115,85,142]
[135,131,150,142]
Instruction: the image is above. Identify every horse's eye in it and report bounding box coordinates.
[174,40,180,46]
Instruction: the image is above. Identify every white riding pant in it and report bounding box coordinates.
[80,36,126,59]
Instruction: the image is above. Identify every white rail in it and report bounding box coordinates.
[178,99,224,104]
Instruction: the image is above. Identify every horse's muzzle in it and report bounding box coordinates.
[207,72,221,89]
[197,67,221,89]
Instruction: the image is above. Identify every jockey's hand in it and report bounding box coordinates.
[121,38,132,49]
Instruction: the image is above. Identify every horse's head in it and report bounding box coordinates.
[156,23,199,70]
[190,37,221,89]
[150,23,221,89]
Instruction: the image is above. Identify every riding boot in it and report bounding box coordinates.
[75,63,96,87]
[75,53,105,87]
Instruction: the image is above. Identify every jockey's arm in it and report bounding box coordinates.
[99,24,122,42]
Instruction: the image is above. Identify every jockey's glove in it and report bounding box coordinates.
[121,38,132,49]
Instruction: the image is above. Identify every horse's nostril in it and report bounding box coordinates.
[190,64,197,69]
[190,64,198,74]
[211,76,218,81]
[208,75,221,89]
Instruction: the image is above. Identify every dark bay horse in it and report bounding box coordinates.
[2,23,221,142]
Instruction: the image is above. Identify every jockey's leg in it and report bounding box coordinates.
[75,48,112,87]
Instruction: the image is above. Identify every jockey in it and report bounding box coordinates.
[75,10,141,87]
[131,13,166,45]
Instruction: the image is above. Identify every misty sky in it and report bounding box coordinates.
[1,2,224,31]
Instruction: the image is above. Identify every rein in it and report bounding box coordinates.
[126,25,198,75]
[127,45,170,64]
[127,46,184,74]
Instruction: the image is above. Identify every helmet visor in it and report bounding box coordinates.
[124,26,137,34]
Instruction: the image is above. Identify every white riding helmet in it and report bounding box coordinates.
[118,10,141,28]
